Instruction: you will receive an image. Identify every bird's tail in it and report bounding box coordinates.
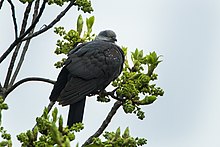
[67,97,86,127]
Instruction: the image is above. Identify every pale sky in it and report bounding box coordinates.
[1,0,220,146]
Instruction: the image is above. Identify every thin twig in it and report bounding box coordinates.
[22,0,75,41]
[0,0,47,63]
[7,0,18,39]
[3,47,18,88]
[0,82,3,97]
[9,0,40,86]
[0,0,4,9]
[5,77,55,96]
[3,2,33,89]
[20,2,33,35]
[82,101,122,146]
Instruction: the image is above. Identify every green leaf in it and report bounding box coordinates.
[32,126,38,141]
[86,16,95,33]
[0,141,8,146]
[50,123,62,145]
[141,96,157,104]
[26,130,34,142]
[122,127,130,138]
[52,107,58,122]
[138,49,143,59]
[42,107,49,118]
[77,15,84,36]
[64,137,71,147]
[148,95,157,103]
[58,115,63,132]
[115,127,121,139]
[122,47,128,56]
[145,51,162,65]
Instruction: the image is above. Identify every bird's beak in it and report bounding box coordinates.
[113,38,117,42]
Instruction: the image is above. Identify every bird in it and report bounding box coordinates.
[48,30,124,127]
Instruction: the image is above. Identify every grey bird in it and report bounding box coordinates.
[49,30,124,127]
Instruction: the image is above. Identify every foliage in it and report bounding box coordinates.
[17,107,84,146]
[0,96,9,125]
[99,48,164,120]
[89,127,147,147]
[19,0,93,13]
[0,97,12,147]
[54,15,95,68]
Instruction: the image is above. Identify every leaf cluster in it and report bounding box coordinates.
[89,127,147,147]
[0,96,8,125]
[75,0,93,13]
[110,48,164,120]
[0,96,12,147]
[54,15,95,68]
[0,126,12,147]
[19,0,93,13]
[17,107,83,146]
[48,0,70,6]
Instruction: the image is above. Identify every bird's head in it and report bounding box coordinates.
[95,30,117,43]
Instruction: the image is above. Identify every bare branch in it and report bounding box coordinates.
[0,0,47,63]
[0,82,3,95]
[3,46,19,89]
[3,2,33,89]
[82,101,122,146]
[0,0,4,9]
[22,0,75,41]
[5,77,55,97]
[7,0,18,39]
[20,2,33,34]
[9,0,40,86]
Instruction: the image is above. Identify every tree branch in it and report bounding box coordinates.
[22,0,75,41]
[0,0,47,64]
[5,77,55,97]
[9,0,40,86]
[3,2,33,89]
[0,82,3,97]
[82,100,122,146]
[7,0,18,39]
[20,2,33,34]
[0,0,4,9]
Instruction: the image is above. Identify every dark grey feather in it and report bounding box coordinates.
[49,30,124,126]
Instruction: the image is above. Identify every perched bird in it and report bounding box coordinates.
[49,30,124,127]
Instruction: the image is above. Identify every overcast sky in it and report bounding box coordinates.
[1,0,220,146]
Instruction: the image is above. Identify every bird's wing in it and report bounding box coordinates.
[58,77,97,105]
[65,41,123,80]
